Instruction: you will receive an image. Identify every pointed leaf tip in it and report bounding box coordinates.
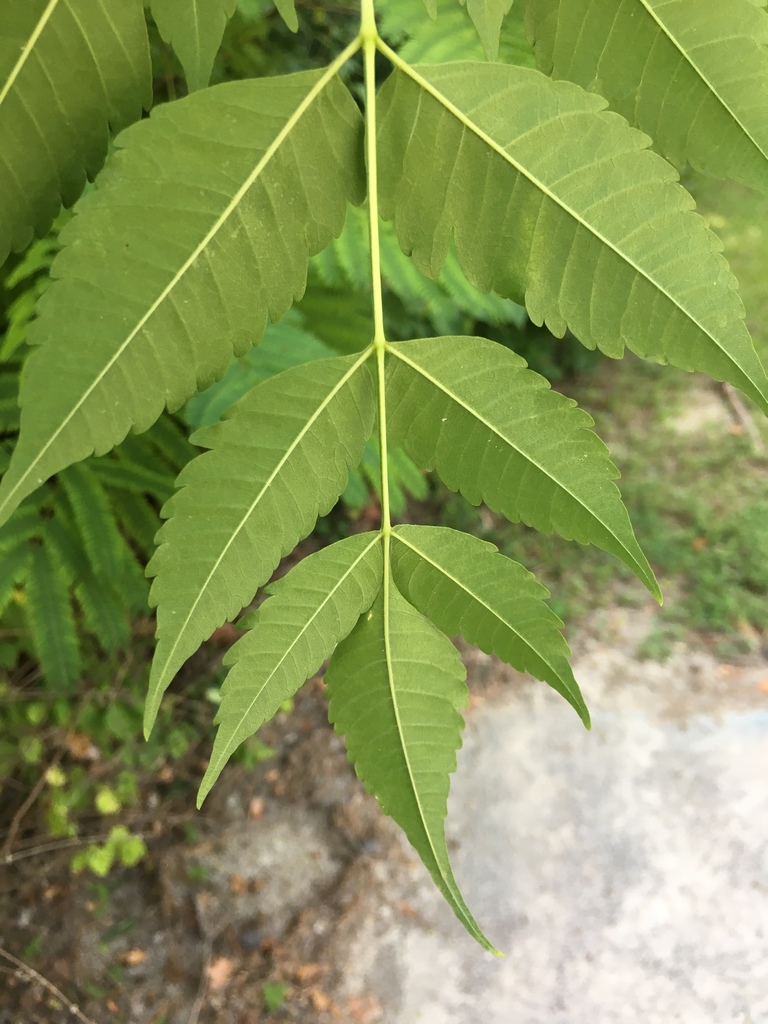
[274,0,299,31]
[197,532,383,803]
[386,337,659,601]
[326,578,498,953]
[391,524,591,727]
[151,0,238,92]
[378,62,768,415]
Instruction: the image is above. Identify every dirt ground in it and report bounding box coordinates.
[0,667,409,1023]
[2,604,767,1023]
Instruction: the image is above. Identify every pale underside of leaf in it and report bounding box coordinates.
[0,0,151,263]
[151,0,237,92]
[526,0,768,193]
[0,65,365,529]
[198,532,383,803]
[145,352,375,733]
[376,60,768,414]
[326,577,500,955]
[390,524,589,725]
[385,336,659,599]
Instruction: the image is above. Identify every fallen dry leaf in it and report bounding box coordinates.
[121,949,147,966]
[206,956,235,992]
[249,796,265,819]
[756,676,768,694]
[65,732,99,760]
[346,993,382,1024]
[294,963,324,984]
[310,988,332,1012]
[230,873,247,895]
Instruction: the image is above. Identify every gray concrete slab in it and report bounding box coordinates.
[335,616,768,1024]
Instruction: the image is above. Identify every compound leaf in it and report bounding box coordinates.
[391,525,588,725]
[0,546,31,618]
[58,464,125,582]
[151,0,237,92]
[0,0,151,264]
[25,543,81,690]
[526,0,768,193]
[0,68,365,528]
[386,336,659,599]
[326,577,499,954]
[145,353,376,733]
[198,531,383,802]
[377,61,768,413]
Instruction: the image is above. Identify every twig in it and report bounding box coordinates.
[719,381,765,455]
[0,945,99,1024]
[2,812,196,865]
[2,752,63,864]
[186,938,213,1024]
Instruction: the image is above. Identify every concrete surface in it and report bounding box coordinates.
[335,612,768,1024]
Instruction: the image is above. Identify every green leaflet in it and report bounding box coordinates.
[25,544,81,690]
[116,492,162,553]
[460,0,514,60]
[381,0,533,66]
[145,352,376,733]
[0,65,365,529]
[419,0,512,58]
[0,547,30,619]
[183,311,335,430]
[376,60,768,413]
[391,525,589,725]
[0,0,151,264]
[58,464,125,582]
[326,577,499,955]
[385,336,659,599]
[274,0,299,31]
[151,0,237,92]
[44,513,130,653]
[198,532,383,803]
[526,0,768,193]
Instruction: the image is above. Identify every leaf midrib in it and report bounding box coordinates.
[0,37,362,522]
[387,342,651,587]
[204,533,381,788]
[0,0,61,110]
[634,0,768,165]
[150,349,372,709]
[377,42,760,397]
[381,562,450,899]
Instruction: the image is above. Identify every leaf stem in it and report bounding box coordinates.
[361,0,391,536]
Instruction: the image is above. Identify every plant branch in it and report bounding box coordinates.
[1,751,62,864]
[0,945,99,1024]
